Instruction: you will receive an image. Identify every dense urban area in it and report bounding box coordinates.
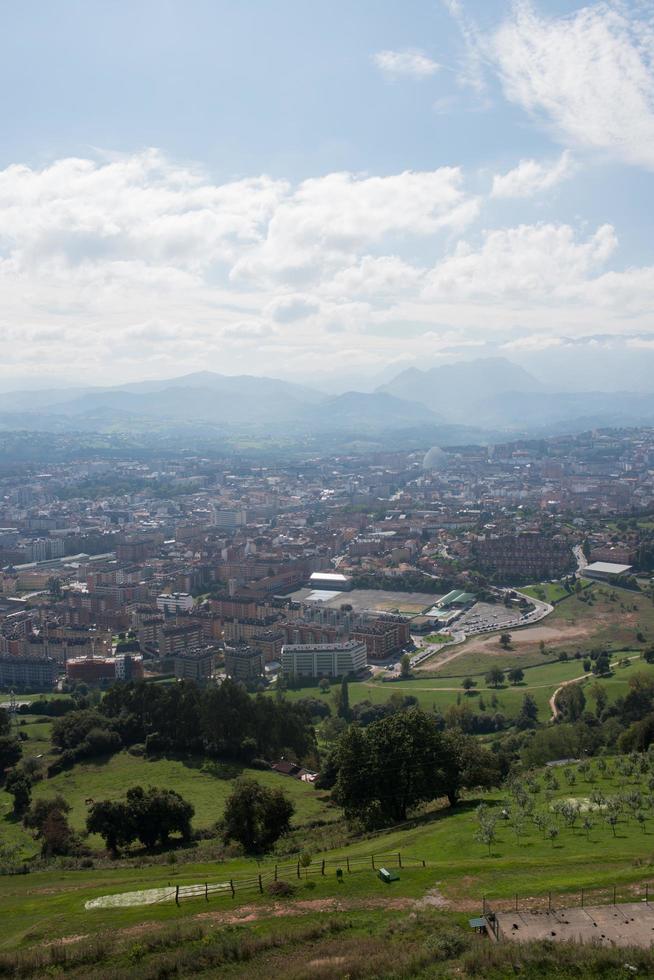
[2,425,654,975]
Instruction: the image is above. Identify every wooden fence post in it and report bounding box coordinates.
[205,882,209,902]
[398,852,402,869]
[371,855,375,870]
[422,859,426,868]
[175,885,180,906]
[230,879,235,898]
[321,860,325,876]
[259,874,263,894]
[274,864,278,881]
[346,857,350,873]
[297,861,301,879]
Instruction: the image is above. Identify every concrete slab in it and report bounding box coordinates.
[494,903,654,948]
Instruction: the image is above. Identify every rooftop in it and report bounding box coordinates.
[584,561,632,575]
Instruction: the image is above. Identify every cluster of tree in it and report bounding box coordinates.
[50,679,316,767]
[441,703,509,735]
[322,707,499,827]
[0,708,23,788]
[87,786,194,854]
[17,696,81,717]
[221,778,295,852]
[24,796,79,857]
[349,693,419,728]
[516,670,654,767]
[50,708,122,770]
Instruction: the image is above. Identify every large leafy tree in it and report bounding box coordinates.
[334,708,446,824]
[222,778,294,852]
[0,736,21,778]
[439,729,500,807]
[126,786,194,850]
[86,800,135,854]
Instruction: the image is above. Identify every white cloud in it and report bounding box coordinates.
[231,168,479,284]
[373,49,440,78]
[266,295,320,323]
[1,148,653,384]
[491,150,575,198]
[423,222,618,301]
[490,0,654,168]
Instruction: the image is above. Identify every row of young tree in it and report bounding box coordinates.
[47,679,317,767]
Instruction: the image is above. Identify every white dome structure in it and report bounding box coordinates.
[422,446,449,471]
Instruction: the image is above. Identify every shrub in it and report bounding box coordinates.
[266,879,295,897]
[424,929,469,960]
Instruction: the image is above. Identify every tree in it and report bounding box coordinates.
[223,778,294,852]
[0,708,9,736]
[87,800,135,854]
[440,729,500,808]
[593,652,611,676]
[507,668,524,686]
[334,709,446,824]
[51,709,114,752]
[25,795,75,856]
[462,677,476,695]
[24,794,71,832]
[5,770,31,817]
[0,736,21,778]
[556,683,586,722]
[499,633,512,650]
[318,678,330,694]
[336,678,351,722]
[47,576,62,598]
[125,786,194,850]
[546,824,559,847]
[400,654,411,678]
[475,817,497,855]
[485,667,505,689]
[515,693,539,730]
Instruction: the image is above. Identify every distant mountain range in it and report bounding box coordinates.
[1,359,654,442]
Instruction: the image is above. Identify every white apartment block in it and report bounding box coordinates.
[281,640,367,679]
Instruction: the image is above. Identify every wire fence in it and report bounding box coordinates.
[85,851,429,910]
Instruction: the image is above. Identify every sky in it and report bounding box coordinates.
[0,0,653,390]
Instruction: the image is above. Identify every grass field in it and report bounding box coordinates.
[0,751,337,859]
[3,756,654,959]
[520,582,572,603]
[285,653,651,726]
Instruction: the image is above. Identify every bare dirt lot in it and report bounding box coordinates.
[458,623,590,658]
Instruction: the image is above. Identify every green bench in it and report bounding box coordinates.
[378,867,400,884]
